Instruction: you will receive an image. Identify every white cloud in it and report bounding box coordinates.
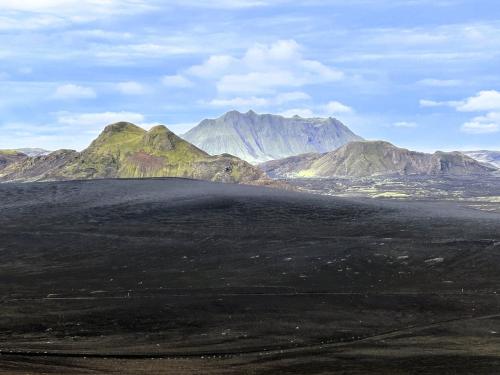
[371,29,449,46]
[461,121,499,134]
[0,0,123,12]
[187,55,237,78]
[57,111,145,127]
[179,0,283,8]
[0,125,82,150]
[278,100,353,118]
[0,1,159,36]
[95,43,203,62]
[275,91,311,104]
[0,1,156,24]
[161,74,194,88]
[207,91,310,108]
[68,29,133,40]
[456,90,500,112]
[0,14,66,30]
[209,97,269,108]
[334,22,500,64]
[324,101,353,114]
[217,71,297,94]
[461,112,500,134]
[421,91,500,111]
[0,111,155,150]
[394,121,418,128]
[423,90,500,135]
[182,40,343,95]
[338,51,489,62]
[420,99,442,107]
[116,81,146,95]
[418,78,462,87]
[53,84,96,99]
[419,99,461,108]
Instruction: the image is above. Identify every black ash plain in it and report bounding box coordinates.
[1,178,500,374]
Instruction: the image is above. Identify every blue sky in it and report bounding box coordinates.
[0,0,499,151]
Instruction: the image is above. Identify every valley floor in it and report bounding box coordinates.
[289,174,500,214]
[1,178,500,374]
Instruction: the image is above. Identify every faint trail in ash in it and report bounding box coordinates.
[1,312,500,361]
[5,290,500,302]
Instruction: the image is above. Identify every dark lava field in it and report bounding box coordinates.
[1,178,500,374]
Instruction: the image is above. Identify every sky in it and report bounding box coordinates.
[0,0,499,152]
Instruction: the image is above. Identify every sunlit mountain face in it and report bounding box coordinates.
[183,110,362,164]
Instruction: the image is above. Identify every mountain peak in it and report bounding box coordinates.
[85,122,146,156]
[147,124,171,134]
[142,124,190,153]
[348,140,394,147]
[184,111,363,164]
[102,122,145,135]
[223,110,244,120]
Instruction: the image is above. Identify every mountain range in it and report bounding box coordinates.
[183,110,362,164]
[464,150,500,169]
[0,122,266,184]
[1,112,498,184]
[15,148,51,157]
[260,141,497,178]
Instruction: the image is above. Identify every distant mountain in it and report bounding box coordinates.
[0,150,27,171]
[0,122,266,184]
[260,141,497,178]
[464,150,500,169]
[183,110,362,164]
[15,148,51,157]
[0,150,80,181]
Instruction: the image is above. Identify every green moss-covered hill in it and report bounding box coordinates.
[0,122,266,184]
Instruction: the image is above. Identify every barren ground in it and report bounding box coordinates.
[1,178,500,374]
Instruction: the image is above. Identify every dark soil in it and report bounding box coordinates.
[1,178,499,374]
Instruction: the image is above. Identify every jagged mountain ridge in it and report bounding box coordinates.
[260,141,497,178]
[183,110,363,164]
[0,122,266,184]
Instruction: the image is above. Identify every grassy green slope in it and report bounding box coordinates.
[58,122,265,183]
[0,150,25,156]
